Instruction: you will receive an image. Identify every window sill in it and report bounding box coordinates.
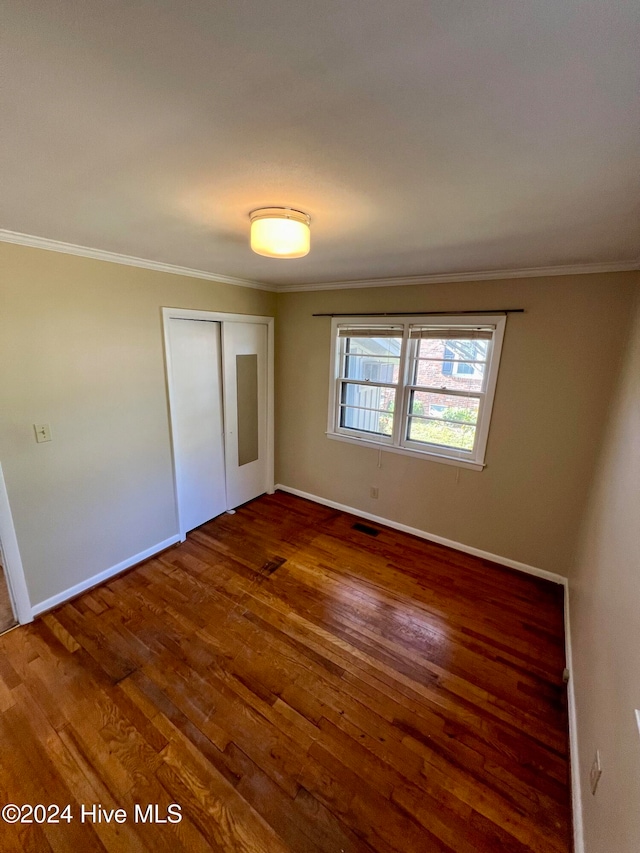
[326,431,485,471]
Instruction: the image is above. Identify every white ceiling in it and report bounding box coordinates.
[2,0,639,287]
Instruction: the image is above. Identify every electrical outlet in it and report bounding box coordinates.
[33,423,52,443]
[369,487,379,499]
[590,750,602,795]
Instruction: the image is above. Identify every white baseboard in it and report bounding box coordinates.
[564,586,585,853]
[31,535,181,617]
[275,484,567,586]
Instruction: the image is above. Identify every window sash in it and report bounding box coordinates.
[339,378,399,391]
[401,382,484,455]
[336,376,397,441]
[405,384,484,400]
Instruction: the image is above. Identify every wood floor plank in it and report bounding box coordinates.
[0,492,571,852]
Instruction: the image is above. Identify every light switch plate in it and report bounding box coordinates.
[34,423,51,443]
[635,709,640,739]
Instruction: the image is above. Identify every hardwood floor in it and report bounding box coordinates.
[0,492,571,852]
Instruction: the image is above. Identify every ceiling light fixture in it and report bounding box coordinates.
[249,207,310,258]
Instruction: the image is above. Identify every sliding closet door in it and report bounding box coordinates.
[222,322,269,509]
[168,319,227,533]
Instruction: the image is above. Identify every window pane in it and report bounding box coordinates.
[339,382,395,436]
[341,382,396,411]
[347,336,403,354]
[340,406,393,436]
[343,353,400,383]
[414,357,485,392]
[419,338,488,361]
[410,392,479,425]
[414,337,487,392]
[407,417,476,451]
[345,336,402,380]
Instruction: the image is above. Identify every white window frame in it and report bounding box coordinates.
[326,314,506,471]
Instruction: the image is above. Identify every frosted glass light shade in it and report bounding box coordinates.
[249,208,310,258]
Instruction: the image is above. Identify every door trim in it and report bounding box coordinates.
[161,308,275,541]
[0,461,33,624]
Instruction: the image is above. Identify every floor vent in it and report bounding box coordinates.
[261,556,286,575]
[352,522,380,537]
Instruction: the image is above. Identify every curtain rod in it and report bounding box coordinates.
[312,309,524,317]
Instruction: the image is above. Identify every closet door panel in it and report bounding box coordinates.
[222,323,268,509]
[168,319,226,532]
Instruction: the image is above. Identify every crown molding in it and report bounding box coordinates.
[1,228,638,294]
[275,259,640,292]
[0,229,276,292]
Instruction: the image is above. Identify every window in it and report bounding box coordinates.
[327,315,506,470]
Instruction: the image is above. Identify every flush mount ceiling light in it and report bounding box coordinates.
[249,207,310,258]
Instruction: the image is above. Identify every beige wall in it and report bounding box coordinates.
[0,242,275,607]
[275,272,637,575]
[569,282,640,853]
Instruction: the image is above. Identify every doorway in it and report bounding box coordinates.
[163,309,274,540]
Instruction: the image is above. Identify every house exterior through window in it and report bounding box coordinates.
[327,314,507,470]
